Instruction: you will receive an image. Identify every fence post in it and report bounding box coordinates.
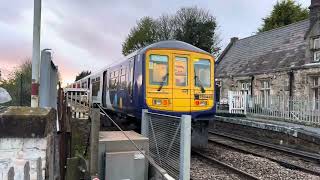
[141,109,149,137]
[244,93,247,115]
[89,108,100,178]
[180,115,191,180]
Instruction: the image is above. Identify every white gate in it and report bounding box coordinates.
[228,91,247,114]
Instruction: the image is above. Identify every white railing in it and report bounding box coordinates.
[64,88,90,118]
[248,95,320,125]
[222,91,320,125]
[228,91,247,114]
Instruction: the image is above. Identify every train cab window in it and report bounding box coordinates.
[149,55,169,85]
[174,57,188,86]
[194,59,211,87]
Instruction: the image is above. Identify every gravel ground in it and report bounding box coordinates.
[209,134,320,173]
[191,155,246,180]
[202,142,320,180]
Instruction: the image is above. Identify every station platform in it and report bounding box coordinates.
[210,115,320,154]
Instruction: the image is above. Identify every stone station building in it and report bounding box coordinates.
[215,0,320,109]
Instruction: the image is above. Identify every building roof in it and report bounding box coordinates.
[216,20,310,78]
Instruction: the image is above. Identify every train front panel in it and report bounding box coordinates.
[144,49,215,119]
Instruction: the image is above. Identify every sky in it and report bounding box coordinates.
[0,0,309,85]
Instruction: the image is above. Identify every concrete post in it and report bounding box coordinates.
[24,162,30,180]
[39,50,50,108]
[36,157,42,180]
[31,0,42,107]
[180,115,191,180]
[141,109,149,136]
[89,108,100,178]
[8,167,14,180]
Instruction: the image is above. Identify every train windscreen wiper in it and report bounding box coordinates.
[158,73,169,91]
[195,75,206,93]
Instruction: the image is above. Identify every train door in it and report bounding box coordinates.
[145,50,173,112]
[172,54,191,112]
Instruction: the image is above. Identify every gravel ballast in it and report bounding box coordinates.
[201,142,320,180]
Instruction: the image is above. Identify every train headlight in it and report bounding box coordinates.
[153,99,162,105]
[200,101,208,106]
[153,99,169,106]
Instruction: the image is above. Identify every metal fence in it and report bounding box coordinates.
[248,95,320,125]
[220,91,320,125]
[141,110,191,180]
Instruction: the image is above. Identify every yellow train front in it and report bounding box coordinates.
[144,42,215,118]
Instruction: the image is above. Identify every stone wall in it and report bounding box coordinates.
[0,107,56,180]
[216,66,320,102]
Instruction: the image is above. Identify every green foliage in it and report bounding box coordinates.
[75,70,91,81]
[259,0,309,32]
[122,7,220,56]
[0,60,32,106]
[122,17,158,56]
[173,7,218,53]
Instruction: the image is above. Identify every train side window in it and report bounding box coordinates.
[149,55,169,85]
[120,67,126,90]
[175,57,188,86]
[128,57,134,97]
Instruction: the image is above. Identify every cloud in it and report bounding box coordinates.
[0,0,311,84]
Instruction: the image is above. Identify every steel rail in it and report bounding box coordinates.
[209,131,320,161]
[192,150,261,180]
[208,131,320,176]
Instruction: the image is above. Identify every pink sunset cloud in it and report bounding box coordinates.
[0,0,309,85]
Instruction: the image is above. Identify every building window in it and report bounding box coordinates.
[311,76,320,109]
[260,80,271,108]
[313,37,320,62]
[240,81,251,95]
[314,38,320,49]
[314,51,320,62]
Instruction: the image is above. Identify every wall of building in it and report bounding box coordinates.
[216,66,320,103]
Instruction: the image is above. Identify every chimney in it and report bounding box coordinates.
[309,0,320,25]
[230,37,239,43]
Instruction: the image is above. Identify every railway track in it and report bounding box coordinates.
[192,150,260,180]
[208,131,320,176]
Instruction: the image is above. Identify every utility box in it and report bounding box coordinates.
[98,131,149,180]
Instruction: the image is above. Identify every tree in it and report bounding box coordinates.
[258,0,309,32]
[122,17,158,55]
[75,70,91,81]
[0,60,32,106]
[173,7,219,54]
[122,7,220,56]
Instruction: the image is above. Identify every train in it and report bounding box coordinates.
[69,40,215,147]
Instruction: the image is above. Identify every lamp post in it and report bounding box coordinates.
[31,0,41,107]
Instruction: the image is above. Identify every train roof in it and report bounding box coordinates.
[138,40,211,55]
